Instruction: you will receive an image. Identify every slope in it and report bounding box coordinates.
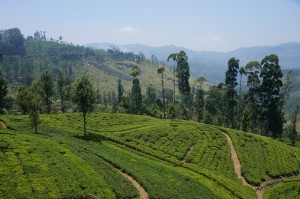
[2,112,300,198]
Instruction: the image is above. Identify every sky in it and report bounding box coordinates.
[1,0,300,52]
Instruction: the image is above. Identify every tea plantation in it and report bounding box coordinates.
[1,113,300,198]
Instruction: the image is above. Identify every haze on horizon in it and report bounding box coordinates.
[2,0,300,52]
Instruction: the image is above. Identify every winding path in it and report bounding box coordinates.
[119,170,149,199]
[223,131,300,199]
[223,133,252,188]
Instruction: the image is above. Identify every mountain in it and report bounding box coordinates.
[86,42,300,83]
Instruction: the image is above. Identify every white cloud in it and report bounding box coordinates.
[120,26,141,34]
[196,33,223,43]
[206,33,223,42]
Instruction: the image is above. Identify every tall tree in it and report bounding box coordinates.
[205,83,226,126]
[244,61,262,132]
[73,77,95,138]
[280,70,295,110]
[157,67,166,118]
[16,86,32,114]
[145,84,156,105]
[290,105,299,146]
[130,65,142,114]
[167,51,190,119]
[260,54,283,138]
[57,70,70,113]
[38,70,53,114]
[194,77,206,122]
[0,70,8,114]
[224,57,239,128]
[238,66,246,129]
[117,79,124,103]
[29,94,41,134]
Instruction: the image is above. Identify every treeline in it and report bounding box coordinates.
[0,28,299,144]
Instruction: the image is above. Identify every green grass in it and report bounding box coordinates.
[223,128,300,185]
[0,131,113,199]
[263,177,300,199]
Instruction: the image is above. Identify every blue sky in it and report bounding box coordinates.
[2,0,300,51]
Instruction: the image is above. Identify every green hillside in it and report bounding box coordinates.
[0,38,182,98]
[1,113,300,198]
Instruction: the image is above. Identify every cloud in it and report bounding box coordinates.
[206,33,223,42]
[120,26,141,34]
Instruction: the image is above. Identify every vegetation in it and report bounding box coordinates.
[0,70,8,113]
[72,77,95,137]
[263,178,300,199]
[224,57,239,128]
[223,128,300,185]
[1,27,300,198]
[0,113,259,198]
[0,132,114,198]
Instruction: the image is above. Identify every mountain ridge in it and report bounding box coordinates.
[86,42,300,83]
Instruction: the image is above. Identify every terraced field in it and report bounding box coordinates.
[1,113,300,198]
[223,128,300,185]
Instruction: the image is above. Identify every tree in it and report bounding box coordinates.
[16,86,32,114]
[38,70,53,114]
[57,70,70,113]
[29,95,41,134]
[130,65,142,114]
[224,57,239,128]
[131,79,142,114]
[280,70,295,110]
[260,54,283,138]
[73,77,95,138]
[290,105,299,145]
[145,84,156,105]
[130,65,140,78]
[238,66,246,129]
[205,83,226,125]
[0,70,8,114]
[117,79,124,103]
[157,67,166,117]
[194,77,206,122]
[169,103,179,124]
[244,61,262,132]
[167,51,190,119]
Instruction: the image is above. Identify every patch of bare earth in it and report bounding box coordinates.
[119,170,149,199]
[182,145,194,163]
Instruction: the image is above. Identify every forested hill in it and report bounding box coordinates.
[0,29,177,96]
[87,42,300,83]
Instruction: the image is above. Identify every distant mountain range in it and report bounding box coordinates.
[86,42,300,83]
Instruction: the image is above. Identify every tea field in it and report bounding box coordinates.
[1,113,300,198]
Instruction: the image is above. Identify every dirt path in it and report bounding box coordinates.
[0,120,7,128]
[223,131,300,199]
[119,170,149,199]
[182,145,194,163]
[223,133,252,187]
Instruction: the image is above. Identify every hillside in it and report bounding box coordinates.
[1,113,300,198]
[0,38,182,99]
[87,42,300,83]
